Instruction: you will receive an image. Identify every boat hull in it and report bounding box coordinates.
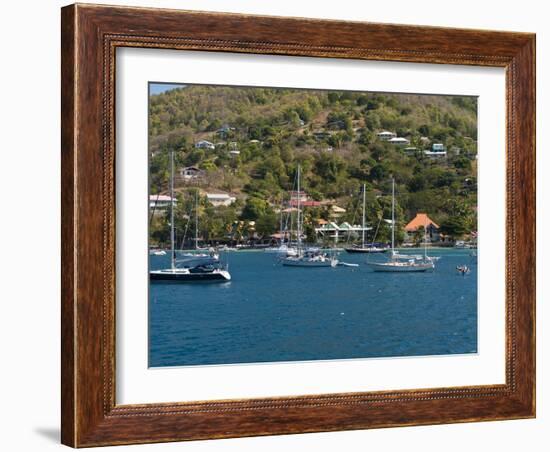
[345,247,388,254]
[367,262,434,272]
[150,269,231,282]
[282,259,338,267]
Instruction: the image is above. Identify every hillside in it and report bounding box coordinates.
[148,84,478,246]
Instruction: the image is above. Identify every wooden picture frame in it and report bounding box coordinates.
[61,3,535,447]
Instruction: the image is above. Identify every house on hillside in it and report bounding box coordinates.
[388,137,410,146]
[180,166,204,180]
[404,213,440,243]
[288,200,324,208]
[205,192,236,207]
[149,194,176,210]
[194,140,215,150]
[423,150,447,158]
[289,190,308,203]
[377,131,397,141]
[216,124,235,138]
[329,205,347,219]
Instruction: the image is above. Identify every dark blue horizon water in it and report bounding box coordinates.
[149,249,477,367]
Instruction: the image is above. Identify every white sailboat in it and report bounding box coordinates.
[367,178,435,272]
[180,190,220,260]
[281,165,338,267]
[150,150,231,283]
[345,183,389,254]
[264,201,298,256]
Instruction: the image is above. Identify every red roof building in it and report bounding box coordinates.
[288,199,323,207]
[405,213,439,232]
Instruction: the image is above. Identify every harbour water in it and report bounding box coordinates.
[149,249,477,367]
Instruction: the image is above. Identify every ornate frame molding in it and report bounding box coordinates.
[62,4,535,447]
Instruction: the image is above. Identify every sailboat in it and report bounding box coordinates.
[345,183,389,254]
[367,178,435,272]
[264,201,298,256]
[180,190,219,260]
[150,150,231,283]
[281,165,339,267]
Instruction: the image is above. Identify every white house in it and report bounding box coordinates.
[206,192,236,207]
[194,140,215,150]
[432,143,445,151]
[149,194,176,210]
[289,190,308,203]
[229,150,240,157]
[388,137,410,146]
[377,130,397,141]
[423,150,447,158]
[315,221,371,243]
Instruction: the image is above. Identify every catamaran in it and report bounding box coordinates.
[345,183,389,254]
[150,150,231,283]
[281,165,339,267]
[367,178,435,273]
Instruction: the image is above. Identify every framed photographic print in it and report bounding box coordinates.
[61,3,536,447]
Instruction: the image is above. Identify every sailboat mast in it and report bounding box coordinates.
[391,177,395,252]
[297,165,302,249]
[424,215,428,258]
[170,150,175,270]
[362,183,366,248]
[195,189,199,250]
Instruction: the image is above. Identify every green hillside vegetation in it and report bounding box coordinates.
[149,85,478,247]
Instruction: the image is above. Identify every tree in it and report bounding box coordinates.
[240,196,269,220]
[408,175,426,192]
[255,210,278,237]
[369,163,388,182]
[439,216,469,238]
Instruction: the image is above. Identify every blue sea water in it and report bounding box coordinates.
[149,249,477,367]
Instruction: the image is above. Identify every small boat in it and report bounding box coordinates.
[149,150,231,283]
[180,247,219,260]
[282,249,339,267]
[149,249,166,256]
[456,265,470,276]
[345,245,388,254]
[367,178,435,273]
